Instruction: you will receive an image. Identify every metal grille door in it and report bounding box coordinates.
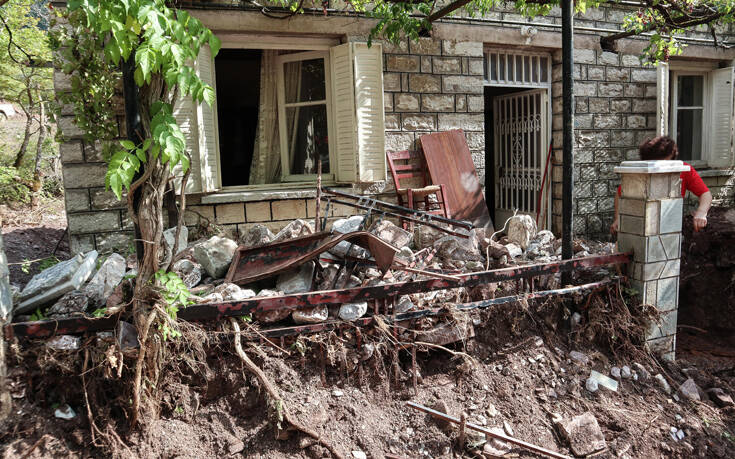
[493,89,549,228]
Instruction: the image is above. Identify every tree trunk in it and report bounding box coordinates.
[13,93,34,169]
[30,101,46,208]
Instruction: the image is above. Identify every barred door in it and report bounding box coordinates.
[493,89,549,229]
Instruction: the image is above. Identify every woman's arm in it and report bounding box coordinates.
[693,191,712,232]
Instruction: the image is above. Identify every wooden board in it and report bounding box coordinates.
[420,130,493,229]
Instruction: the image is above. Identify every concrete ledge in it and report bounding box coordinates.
[614,160,690,174]
[200,187,352,205]
[697,168,734,178]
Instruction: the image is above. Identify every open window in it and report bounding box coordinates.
[657,62,734,168]
[172,41,386,193]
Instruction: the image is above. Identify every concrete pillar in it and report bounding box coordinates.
[615,160,688,362]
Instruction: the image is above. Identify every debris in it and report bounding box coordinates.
[586,377,599,393]
[569,350,590,365]
[395,296,415,313]
[398,246,414,260]
[481,237,511,259]
[414,225,445,249]
[588,370,618,392]
[46,335,80,350]
[556,411,606,456]
[433,234,482,261]
[370,220,413,248]
[253,289,290,323]
[706,388,734,407]
[503,420,514,436]
[16,250,98,314]
[292,306,328,324]
[633,362,650,382]
[338,302,368,321]
[85,253,126,306]
[240,224,275,247]
[610,366,621,379]
[46,290,90,318]
[330,216,369,258]
[678,378,701,401]
[505,243,523,259]
[172,259,203,289]
[273,219,314,242]
[214,283,256,301]
[415,320,475,346]
[54,404,76,420]
[117,321,139,350]
[654,374,671,394]
[621,365,632,379]
[193,236,238,279]
[160,225,189,268]
[276,262,316,294]
[507,215,537,250]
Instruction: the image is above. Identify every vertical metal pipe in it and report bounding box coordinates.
[561,0,575,285]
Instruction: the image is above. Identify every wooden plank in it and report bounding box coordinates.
[420,130,493,229]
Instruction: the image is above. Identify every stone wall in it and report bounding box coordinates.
[380,37,486,183]
[550,49,657,239]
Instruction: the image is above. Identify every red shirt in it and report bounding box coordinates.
[617,162,709,197]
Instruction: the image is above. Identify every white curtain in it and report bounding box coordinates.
[249,50,281,185]
[285,61,303,175]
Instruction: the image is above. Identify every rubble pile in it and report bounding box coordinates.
[9,215,614,330]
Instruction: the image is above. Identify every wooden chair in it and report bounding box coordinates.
[386,150,450,229]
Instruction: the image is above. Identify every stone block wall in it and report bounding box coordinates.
[381,37,486,183]
[550,49,657,239]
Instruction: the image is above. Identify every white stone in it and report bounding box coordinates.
[273,219,314,242]
[172,259,204,289]
[292,306,329,324]
[586,377,599,393]
[679,378,701,401]
[338,302,368,321]
[505,243,523,258]
[85,253,126,306]
[240,224,275,247]
[54,404,76,420]
[17,251,98,314]
[330,216,369,258]
[214,283,256,301]
[395,296,415,313]
[47,335,81,350]
[654,373,671,394]
[621,365,632,379]
[610,366,622,379]
[351,452,367,459]
[276,262,315,294]
[614,160,690,174]
[588,370,618,392]
[193,236,238,279]
[507,215,537,250]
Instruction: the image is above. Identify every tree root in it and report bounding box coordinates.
[131,309,159,428]
[229,318,344,459]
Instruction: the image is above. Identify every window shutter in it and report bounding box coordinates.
[330,42,386,183]
[330,43,358,182]
[171,95,203,193]
[195,45,221,192]
[656,62,669,136]
[352,42,386,183]
[709,67,734,168]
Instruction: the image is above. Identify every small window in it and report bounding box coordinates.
[671,74,705,160]
[485,50,551,87]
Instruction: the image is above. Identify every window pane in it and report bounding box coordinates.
[675,108,703,160]
[489,53,496,81]
[285,104,330,174]
[285,58,326,103]
[677,75,703,106]
[540,57,548,82]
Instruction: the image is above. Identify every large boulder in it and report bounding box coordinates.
[16,251,98,314]
[276,262,315,294]
[273,219,314,242]
[329,216,368,258]
[370,220,412,248]
[85,253,126,307]
[240,224,275,248]
[193,236,237,279]
[506,215,537,250]
[433,235,483,262]
[171,259,203,289]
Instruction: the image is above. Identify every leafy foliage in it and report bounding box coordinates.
[153,269,193,340]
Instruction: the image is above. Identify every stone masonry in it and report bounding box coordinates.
[615,160,688,361]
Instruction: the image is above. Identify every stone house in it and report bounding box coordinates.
[54,2,735,255]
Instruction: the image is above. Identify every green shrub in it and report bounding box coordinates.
[0,165,31,204]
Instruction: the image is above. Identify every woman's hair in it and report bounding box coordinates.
[639,136,678,160]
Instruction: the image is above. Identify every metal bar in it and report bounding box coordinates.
[322,197,471,238]
[323,188,473,229]
[392,265,462,282]
[561,0,575,285]
[5,257,629,339]
[407,402,572,459]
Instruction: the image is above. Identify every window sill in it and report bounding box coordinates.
[200,186,352,204]
[697,168,734,178]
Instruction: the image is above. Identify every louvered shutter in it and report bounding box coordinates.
[656,62,669,136]
[330,43,358,182]
[171,95,203,193]
[353,42,386,182]
[709,67,734,168]
[195,45,221,191]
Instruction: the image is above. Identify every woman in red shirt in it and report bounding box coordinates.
[610,136,712,234]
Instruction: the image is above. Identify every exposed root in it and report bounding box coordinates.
[229,318,345,459]
[131,309,159,428]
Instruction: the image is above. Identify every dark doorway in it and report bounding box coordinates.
[215,49,262,186]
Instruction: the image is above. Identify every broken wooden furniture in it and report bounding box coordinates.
[420,129,493,229]
[386,149,450,230]
[225,231,399,286]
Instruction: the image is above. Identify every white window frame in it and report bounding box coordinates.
[669,70,709,166]
[275,50,335,183]
[483,48,552,89]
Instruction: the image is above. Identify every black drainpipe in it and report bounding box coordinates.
[561,0,575,285]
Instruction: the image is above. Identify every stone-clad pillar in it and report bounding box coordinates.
[615,160,689,362]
